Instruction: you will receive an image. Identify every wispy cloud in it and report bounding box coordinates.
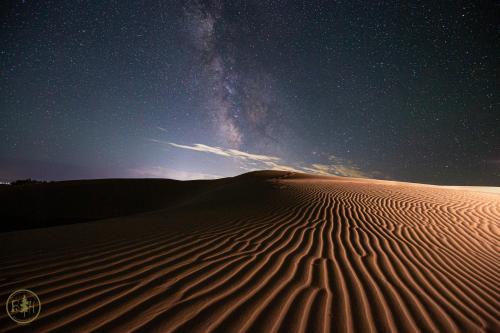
[150,139,280,162]
[302,163,369,178]
[168,142,232,157]
[224,149,280,162]
[160,140,372,179]
[262,161,304,173]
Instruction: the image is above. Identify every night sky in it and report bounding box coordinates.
[1,1,499,185]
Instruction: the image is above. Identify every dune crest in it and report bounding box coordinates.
[0,171,499,332]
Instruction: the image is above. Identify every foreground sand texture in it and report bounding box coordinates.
[0,171,499,332]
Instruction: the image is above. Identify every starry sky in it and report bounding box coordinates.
[1,1,499,185]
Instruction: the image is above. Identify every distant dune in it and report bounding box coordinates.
[0,171,499,332]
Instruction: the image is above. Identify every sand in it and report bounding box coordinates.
[0,171,499,332]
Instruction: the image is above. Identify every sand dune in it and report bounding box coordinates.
[0,171,499,332]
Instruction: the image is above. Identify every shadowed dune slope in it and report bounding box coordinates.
[0,177,231,232]
[0,171,499,332]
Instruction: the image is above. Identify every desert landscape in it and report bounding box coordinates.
[3,0,499,331]
[0,171,499,332]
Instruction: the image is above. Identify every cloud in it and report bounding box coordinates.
[162,140,370,178]
[311,164,331,174]
[163,141,280,162]
[160,140,303,173]
[153,139,374,179]
[330,166,367,178]
[302,163,369,178]
[226,149,280,162]
[262,161,304,173]
[168,142,232,157]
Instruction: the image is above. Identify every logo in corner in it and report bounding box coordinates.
[6,289,41,324]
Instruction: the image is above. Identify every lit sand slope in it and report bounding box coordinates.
[0,171,499,332]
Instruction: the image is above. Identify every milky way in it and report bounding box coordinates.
[183,0,288,152]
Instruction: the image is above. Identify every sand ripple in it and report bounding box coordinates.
[0,172,499,332]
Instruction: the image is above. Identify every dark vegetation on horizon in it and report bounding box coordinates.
[9,178,52,186]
